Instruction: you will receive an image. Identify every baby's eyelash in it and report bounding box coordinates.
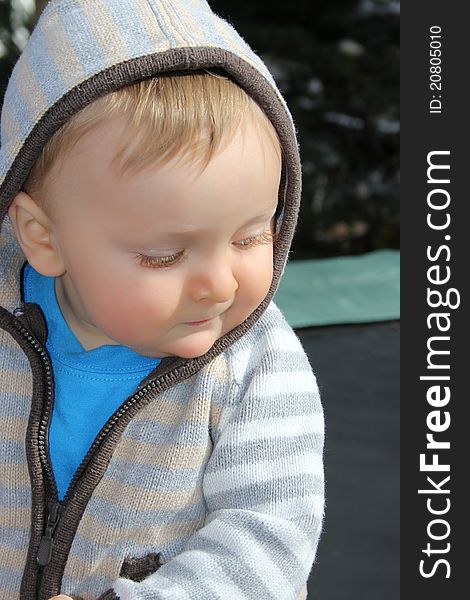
[135,231,277,269]
[135,250,185,269]
[235,231,276,248]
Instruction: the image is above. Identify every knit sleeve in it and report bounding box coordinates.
[100,322,325,600]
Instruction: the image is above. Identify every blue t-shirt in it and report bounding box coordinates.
[23,264,160,500]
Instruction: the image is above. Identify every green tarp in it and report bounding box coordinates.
[274,249,400,328]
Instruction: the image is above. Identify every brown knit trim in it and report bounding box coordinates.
[85,553,166,600]
[0,48,300,322]
[0,307,50,600]
[16,302,48,346]
[120,552,164,582]
[0,47,301,390]
[0,46,300,387]
[0,48,300,384]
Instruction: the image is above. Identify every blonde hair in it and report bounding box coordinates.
[24,71,281,212]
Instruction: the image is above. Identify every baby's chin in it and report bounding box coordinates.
[162,336,217,359]
[129,338,218,360]
[121,316,234,360]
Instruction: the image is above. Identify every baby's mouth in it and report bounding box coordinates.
[184,316,216,326]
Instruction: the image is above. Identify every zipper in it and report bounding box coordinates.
[37,502,62,566]
[13,307,60,570]
[13,307,60,599]
[13,309,58,502]
[12,306,189,587]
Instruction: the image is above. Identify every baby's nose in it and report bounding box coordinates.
[189,256,239,303]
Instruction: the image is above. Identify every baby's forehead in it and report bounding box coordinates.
[107,110,281,178]
[27,74,282,219]
[52,115,281,227]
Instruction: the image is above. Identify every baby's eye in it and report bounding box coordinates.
[135,250,185,269]
[134,231,276,270]
[235,231,276,248]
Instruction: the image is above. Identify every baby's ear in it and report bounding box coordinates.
[8,191,65,277]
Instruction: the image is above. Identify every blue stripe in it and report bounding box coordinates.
[87,493,204,524]
[206,473,322,510]
[0,394,33,416]
[102,0,159,58]
[0,150,9,181]
[60,573,115,597]
[23,27,66,106]
[183,533,274,599]
[183,0,228,47]
[56,2,107,78]
[2,79,32,142]
[0,351,34,373]
[183,3,276,87]
[147,0,177,46]
[0,440,26,460]
[106,458,202,490]
[0,485,30,507]
[0,566,22,590]
[0,527,30,549]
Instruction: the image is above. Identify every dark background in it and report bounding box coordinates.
[299,321,399,599]
[204,0,399,259]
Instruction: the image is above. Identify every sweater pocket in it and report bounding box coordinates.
[119,552,164,582]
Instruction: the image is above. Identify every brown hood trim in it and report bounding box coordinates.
[0,46,301,598]
[0,46,301,390]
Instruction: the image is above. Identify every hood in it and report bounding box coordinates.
[0,0,302,361]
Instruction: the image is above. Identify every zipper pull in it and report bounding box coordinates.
[37,502,61,567]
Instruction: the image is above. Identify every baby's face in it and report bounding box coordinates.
[48,115,282,358]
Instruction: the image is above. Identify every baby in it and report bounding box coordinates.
[0,2,324,600]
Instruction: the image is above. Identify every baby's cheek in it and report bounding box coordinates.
[98,284,177,335]
[244,252,274,303]
[225,253,273,333]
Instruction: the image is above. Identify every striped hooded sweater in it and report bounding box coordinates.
[0,2,324,600]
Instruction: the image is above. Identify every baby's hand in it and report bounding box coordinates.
[48,596,73,600]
